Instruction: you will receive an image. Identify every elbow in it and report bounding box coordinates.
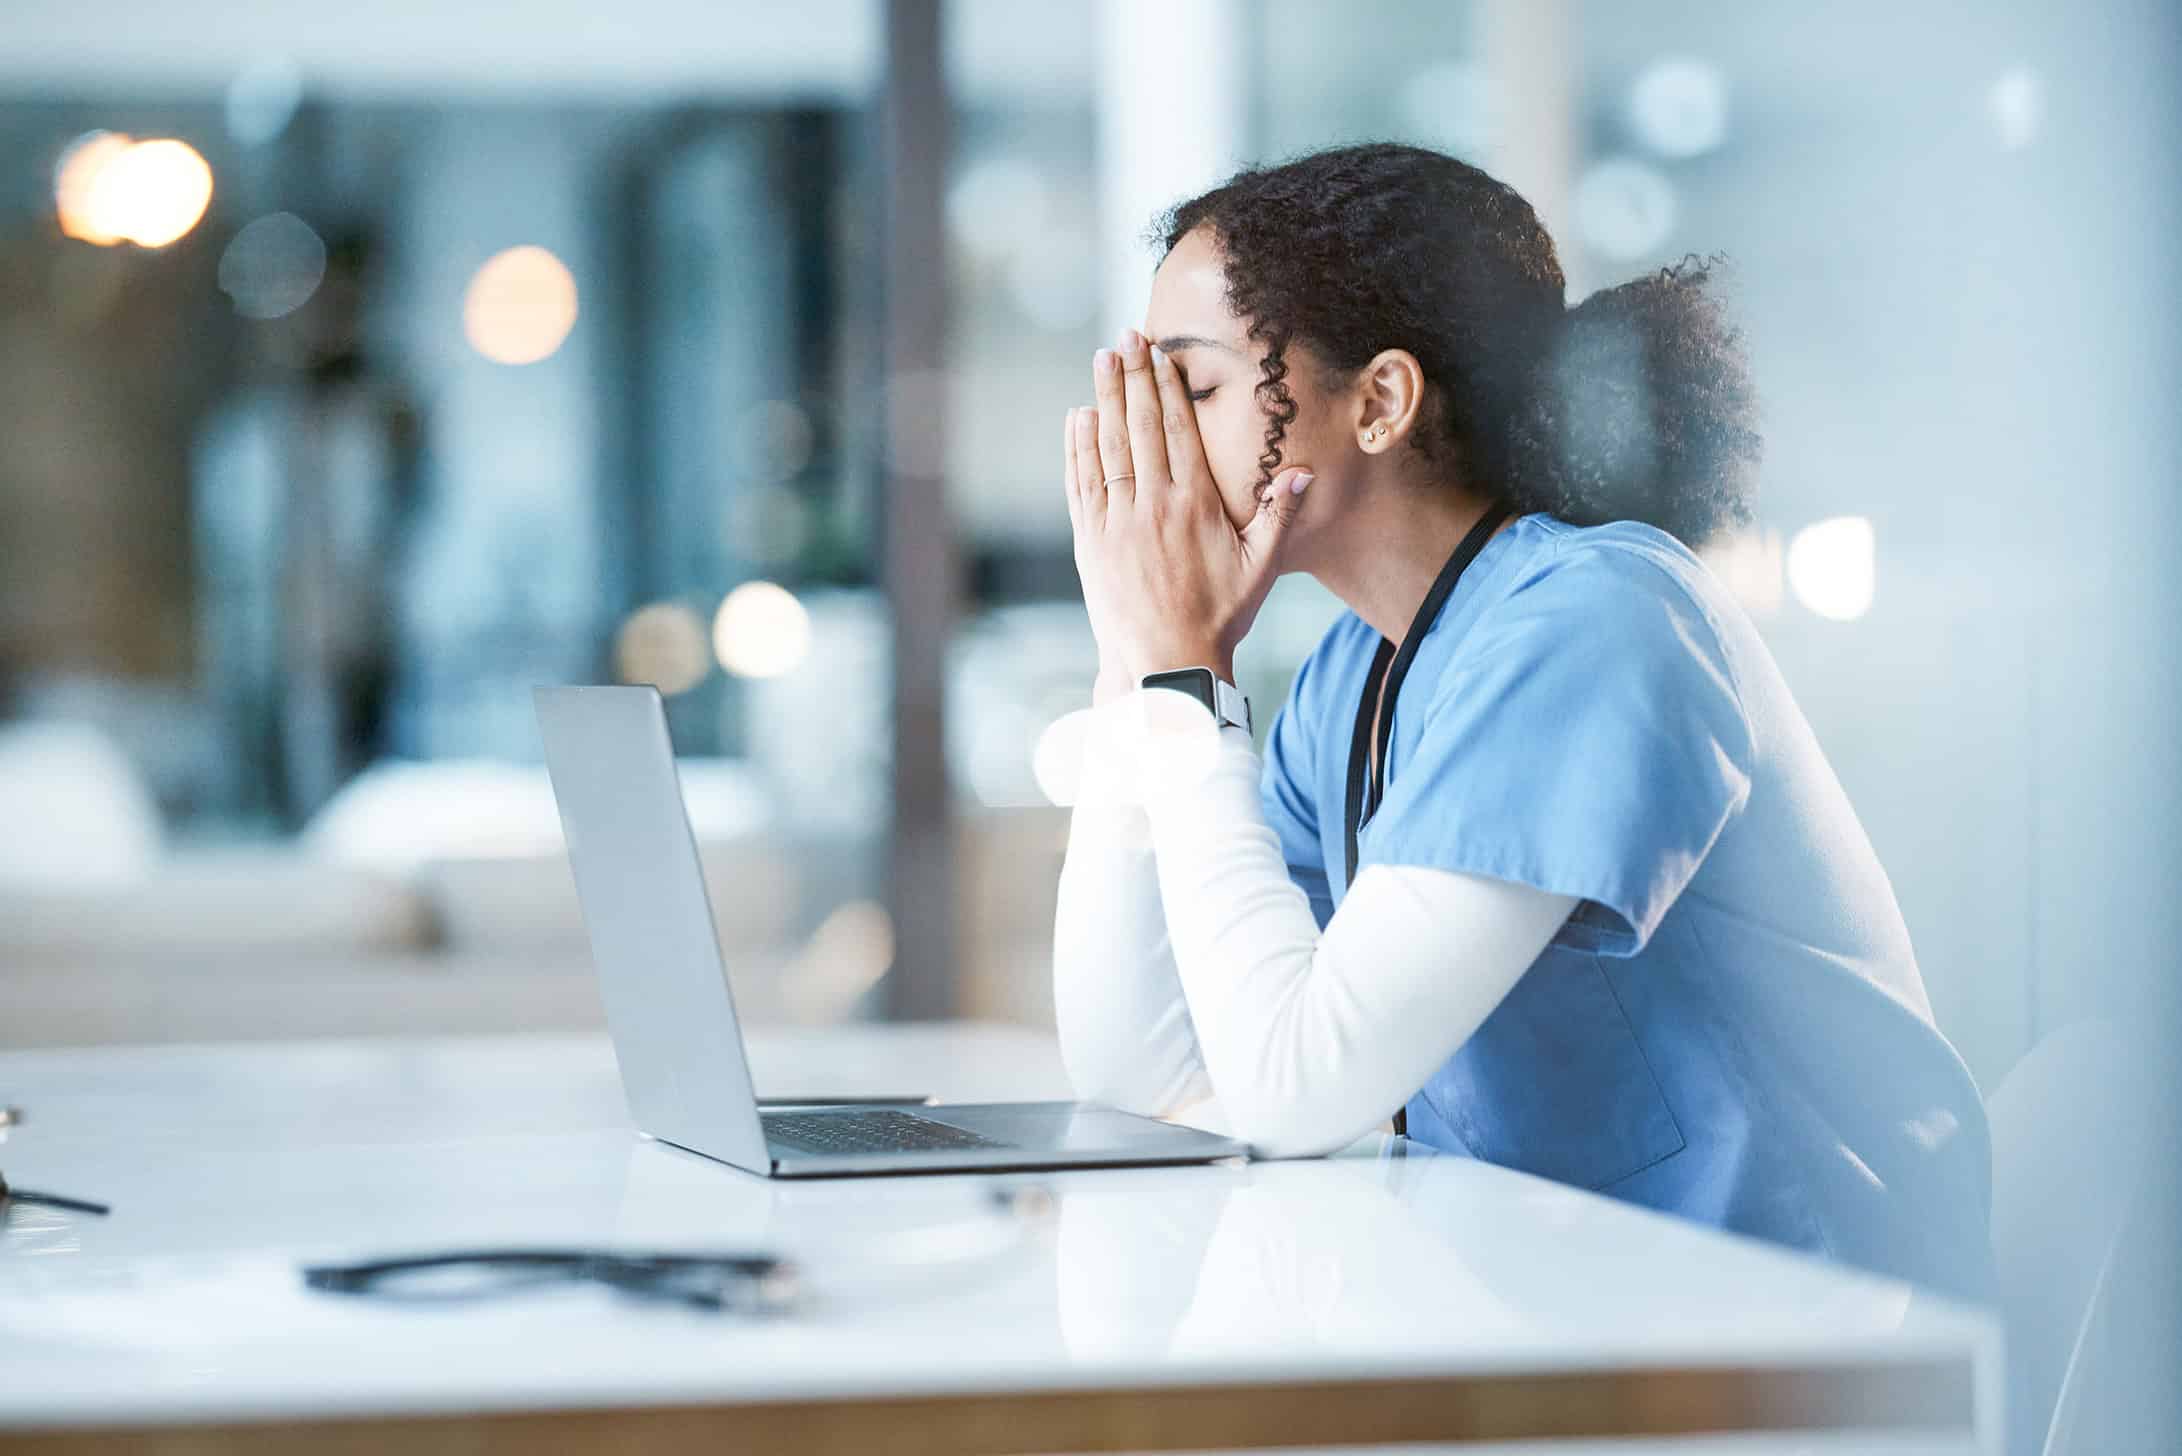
[1201,995,1382,1159]
[1219,1096,1374,1160]
[1234,1128,1340,1161]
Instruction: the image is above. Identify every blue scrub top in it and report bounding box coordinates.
[1262,512,1994,1302]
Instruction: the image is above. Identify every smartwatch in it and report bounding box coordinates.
[1140,667,1252,735]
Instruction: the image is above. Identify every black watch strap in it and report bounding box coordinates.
[1140,667,1251,734]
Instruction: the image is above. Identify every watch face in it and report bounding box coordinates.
[1141,668,1217,714]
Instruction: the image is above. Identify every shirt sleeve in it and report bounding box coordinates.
[1258,650,1336,931]
[1051,710,1215,1119]
[1365,540,1755,958]
[1140,723,1579,1158]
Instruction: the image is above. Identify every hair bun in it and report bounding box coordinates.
[1511,254,1761,548]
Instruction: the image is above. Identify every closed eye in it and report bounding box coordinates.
[1187,387,1216,403]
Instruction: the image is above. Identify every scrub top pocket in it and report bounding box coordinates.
[1419,944,1686,1191]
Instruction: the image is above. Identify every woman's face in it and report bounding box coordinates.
[1139,225,1351,540]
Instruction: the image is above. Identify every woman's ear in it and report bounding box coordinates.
[1355,348,1428,451]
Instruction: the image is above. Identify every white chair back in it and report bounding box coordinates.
[0,721,161,889]
[1987,1018,2151,1456]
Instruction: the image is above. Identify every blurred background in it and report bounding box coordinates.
[2,0,2176,1441]
[5,0,2175,1054]
[4,0,2178,1053]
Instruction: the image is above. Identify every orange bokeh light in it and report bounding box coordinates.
[54,133,215,249]
[54,132,136,245]
[462,246,580,365]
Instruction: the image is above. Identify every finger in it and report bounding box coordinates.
[1240,467,1312,585]
[1116,329,1172,497]
[1062,407,1083,532]
[1147,342,1211,496]
[1073,406,1108,523]
[1091,346,1134,505]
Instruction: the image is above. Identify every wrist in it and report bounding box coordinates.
[1138,663,1253,737]
[1137,644,1236,685]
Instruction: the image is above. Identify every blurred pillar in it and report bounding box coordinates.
[1478,0,1577,293]
[1095,0,1249,341]
[879,0,960,1019]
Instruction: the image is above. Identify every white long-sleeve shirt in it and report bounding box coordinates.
[1051,695,1578,1159]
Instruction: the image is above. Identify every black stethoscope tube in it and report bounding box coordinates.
[1341,501,1512,1137]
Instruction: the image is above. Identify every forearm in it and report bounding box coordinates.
[1142,728,1578,1158]
[1050,699,1213,1118]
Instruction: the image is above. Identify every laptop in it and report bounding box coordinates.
[535,685,1246,1177]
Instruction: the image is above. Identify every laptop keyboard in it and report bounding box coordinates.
[762,1108,1012,1156]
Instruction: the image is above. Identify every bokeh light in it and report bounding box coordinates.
[462,245,579,365]
[85,139,216,249]
[945,154,1050,262]
[53,132,136,245]
[1989,67,2044,151]
[1574,158,1677,261]
[712,581,812,679]
[53,133,214,249]
[1628,57,1730,159]
[1031,708,1094,807]
[1787,515,1876,622]
[614,603,712,696]
[960,698,1046,807]
[723,483,814,567]
[218,212,327,320]
[731,398,816,484]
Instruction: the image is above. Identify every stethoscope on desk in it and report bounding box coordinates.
[1341,501,1512,1141]
[300,1182,1059,1316]
[1,1106,115,1220]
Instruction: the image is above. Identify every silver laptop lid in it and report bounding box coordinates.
[535,685,770,1173]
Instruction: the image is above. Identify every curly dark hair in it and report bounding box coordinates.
[1147,142,1761,549]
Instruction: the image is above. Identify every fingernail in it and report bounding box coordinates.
[1289,471,1314,495]
[1149,344,1167,368]
[1094,348,1115,375]
[1120,328,1141,352]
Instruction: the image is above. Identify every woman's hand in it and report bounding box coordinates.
[1063,329,1311,691]
[1061,400,1139,704]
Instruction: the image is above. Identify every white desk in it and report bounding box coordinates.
[0,1028,1999,1453]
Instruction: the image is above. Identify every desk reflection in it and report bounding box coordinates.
[613,1133,1916,1362]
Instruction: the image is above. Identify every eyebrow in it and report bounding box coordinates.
[1153,334,1241,356]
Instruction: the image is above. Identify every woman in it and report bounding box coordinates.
[1052,142,1993,1303]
